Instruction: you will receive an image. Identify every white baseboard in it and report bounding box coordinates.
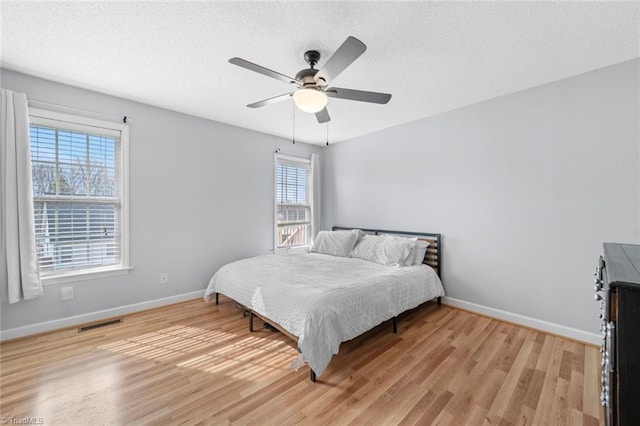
[0,292,601,345]
[0,290,205,342]
[443,297,601,345]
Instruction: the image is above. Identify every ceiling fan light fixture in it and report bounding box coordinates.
[230,37,390,124]
[293,88,328,113]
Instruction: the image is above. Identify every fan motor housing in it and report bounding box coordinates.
[295,68,319,87]
[297,50,328,87]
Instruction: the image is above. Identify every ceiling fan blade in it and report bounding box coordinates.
[229,57,301,85]
[314,36,366,85]
[315,107,330,123]
[326,87,391,104]
[247,93,293,108]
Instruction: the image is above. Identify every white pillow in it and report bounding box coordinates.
[412,240,430,265]
[350,234,416,266]
[380,235,419,266]
[376,235,416,266]
[310,230,361,257]
[349,234,383,262]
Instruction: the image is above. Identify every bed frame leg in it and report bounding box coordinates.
[215,292,219,305]
[249,311,254,332]
[392,317,398,334]
[296,347,317,382]
[437,296,442,306]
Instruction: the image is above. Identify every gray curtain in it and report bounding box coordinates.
[0,88,43,303]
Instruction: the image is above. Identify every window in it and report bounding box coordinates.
[275,154,313,249]
[29,109,129,281]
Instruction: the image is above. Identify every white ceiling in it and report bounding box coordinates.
[2,1,639,145]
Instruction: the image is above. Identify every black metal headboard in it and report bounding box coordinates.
[332,226,442,277]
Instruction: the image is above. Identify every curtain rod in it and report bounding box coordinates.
[28,99,129,123]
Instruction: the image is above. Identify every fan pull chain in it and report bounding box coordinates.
[292,103,296,144]
[326,121,330,146]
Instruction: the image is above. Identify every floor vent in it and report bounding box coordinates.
[78,318,123,333]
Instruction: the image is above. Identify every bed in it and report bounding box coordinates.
[204,226,445,381]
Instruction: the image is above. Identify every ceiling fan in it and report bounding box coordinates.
[229,36,392,124]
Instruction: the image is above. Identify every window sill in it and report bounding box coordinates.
[274,246,310,255]
[41,265,133,285]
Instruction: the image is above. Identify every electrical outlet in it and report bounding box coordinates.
[61,286,74,301]
[159,272,169,284]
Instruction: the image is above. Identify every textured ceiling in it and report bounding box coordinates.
[1,1,639,145]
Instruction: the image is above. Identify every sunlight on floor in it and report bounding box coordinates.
[97,325,297,381]
[98,325,235,362]
[177,335,294,380]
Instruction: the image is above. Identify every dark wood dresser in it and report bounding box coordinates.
[597,243,640,426]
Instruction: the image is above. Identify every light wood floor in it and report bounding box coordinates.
[0,298,602,425]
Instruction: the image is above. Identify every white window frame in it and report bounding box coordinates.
[274,153,314,252]
[29,108,131,284]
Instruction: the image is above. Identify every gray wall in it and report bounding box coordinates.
[323,59,640,334]
[0,69,321,330]
[2,59,638,337]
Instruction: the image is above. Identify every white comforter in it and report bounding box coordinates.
[204,252,445,377]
